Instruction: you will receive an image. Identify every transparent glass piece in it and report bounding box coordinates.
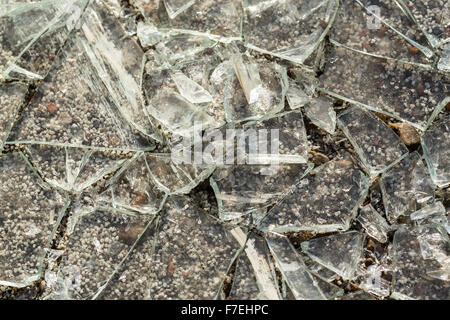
[229,232,279,300]
[411,202,449,232]
[242,0,339,64]
[8,4,156,150]
[356,0,434,58]
[147,196,241,299]
[26,145,127,194]
[357,204,390,243]
[53,207,152,299]
[319,44,449,131]
[232,54,262,105]
[304,96,336,134]
[265,232,325,300]
[0,82,27,152]
[224,60,288,123]
[421,116,450,188]
[331,0,431,63]
[391,224,450,299]
[259,156,369,233]
[358,263,391,298]
[171,70,213,104]
[0,152,67,288]
[335,290,376,300]
[379,151,435,223]
[137,21,161,47]
[98,153,167,215]
[300,231,365,280]
[437,43,450,72]
[338,106,409,178]
[286,79,312,110]
[146,153,215,195]
[163,0,194,19]
[302,254,339,283]
[0,0,88,80]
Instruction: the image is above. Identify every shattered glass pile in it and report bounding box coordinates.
[0,0,449,300]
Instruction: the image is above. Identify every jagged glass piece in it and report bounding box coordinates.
[242,0,339,64]
[320,44,449,131]
[286,79,311,110]
[380,151,435,223]
[391,224,450,299]
[331,0,431,63]
[0,152,67,288]
[0,82,27,152]
[146,153,215,195]
[421,116,450,188]
[338,106,408,178]
[232,54,262,104]
[358,263,391,298]
[98,153,167,215]
[52,206,154,299]
[224,60,288,123]
[0,0,88,80]
[304,96,336,134]
[265,233,325,300]
[411,202,449,232]
[300,231,365,280]
[147,196,241,299]
[437,43,450,72]
[163,0,194,19]
[171,70,213,104]
[356,0,434,57]
[302,254,339,283]
[259,157,369,233]
[137,21,161,47]
[8,2,156,150]
[26,145,127,194]
[357,204,390,243]
[229,232,280,300]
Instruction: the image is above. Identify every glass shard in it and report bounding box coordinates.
[338,106,409,178]
[286,79,312,110]
[304,96,336,134]
[421,116,450,188]
[300,231,365,280]
[437,43,450,72]
[259,156,369,233]
[163,0,195,19]
[232,54,262,105]
[171,70,213,104]
[320,43,449,131]
[0,152,67,288]
[357,204,390,243]
[379,151,435,223]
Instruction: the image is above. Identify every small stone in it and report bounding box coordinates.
[131,193,148,206]
[167,261,175,277]
[407,45,419,54]
[46,102,57,115]
[309,150,330,166]
[118,224,144,245]
[377,26,388,37]
[388,122,420,145]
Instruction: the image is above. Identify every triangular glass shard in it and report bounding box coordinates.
[391,224,450,299]
[265,232,325,300]
[304,96,336,134]
[163,0,195,19]
[259,156,369,233]
[380,151,435,223]
[300,231,365,280]
[0,152,67,288]
[319,43,449,131]
[232,54,262,104]
[421,116,450,188]
[242,0,339,64]
[338,106,409,178]
[147,196,241,299]
[25,145,127,194]
[0,0,88,81]
[410,202,449,232]
[437,43,450,72]
[171,70,213,104]
[357,204,390,243]
[286,79,312,110]
[0,82,27,152]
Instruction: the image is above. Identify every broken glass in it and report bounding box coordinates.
[337,106,409,178]
[0,0,88,81]
[421,115,450,188]
[437,43,450,72]
[379,151,435,223]
[259,156,369,233]
[304,96,336,134]
[0,152,68,288]
[286,79,312,110]
[391,224,450,299]
[300,231,365,280]
[147,196,241,299]
[335,290,376,300]
[242,0,339,64]
[0,82,27,152]
[410,202,449,233]
[319,43,449,131]
[357,204,390,243]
